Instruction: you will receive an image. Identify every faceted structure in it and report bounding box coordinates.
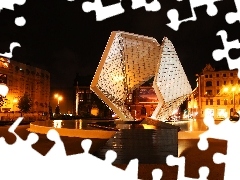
[91,31,192,121]
[90,31,161,120]
[151,37,192,121]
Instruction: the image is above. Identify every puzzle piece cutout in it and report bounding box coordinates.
[82,0,124,21]
[225,0,240,24]
[0,117,143,180]
[152,168,163,180]
[0,0,26,26]
[0,42,21,58]
[67,139,140,180]
[0,0,26,11]
[167,0,222,31]
[166,155,209,179]
[212,30,240,78]
[198,115,240,179]
[131,0,161,12]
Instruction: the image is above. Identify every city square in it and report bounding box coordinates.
[0,0,239,179]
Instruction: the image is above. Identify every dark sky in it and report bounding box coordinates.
[0,0,238,112]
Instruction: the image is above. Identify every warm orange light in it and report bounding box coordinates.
[54,93,63,104]
[13,98,18,103]
[223,87,229,92]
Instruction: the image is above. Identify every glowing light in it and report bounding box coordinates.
[0,83,9,97]
[54,94,63,105]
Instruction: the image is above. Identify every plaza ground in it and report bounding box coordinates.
[0,124,227,180]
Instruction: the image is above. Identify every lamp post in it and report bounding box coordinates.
[221,85,240,117]
[54,94,63,105]
[13,98,18,113]
[196,74,201,117]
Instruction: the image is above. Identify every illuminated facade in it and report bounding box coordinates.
[190,64,240,119]
[91,31,191,121]
[74,74,112,118]
[0,57,50,113]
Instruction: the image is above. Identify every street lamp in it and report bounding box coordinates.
[54,94,63,105]
[221,85,240,117]
[13,98,18,113]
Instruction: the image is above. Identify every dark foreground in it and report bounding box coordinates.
[0,125,226,180]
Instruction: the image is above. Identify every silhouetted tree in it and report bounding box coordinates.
[55,105,60,115]
[17,93,32,115]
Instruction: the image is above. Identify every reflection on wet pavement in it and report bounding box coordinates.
[167,119,222,131]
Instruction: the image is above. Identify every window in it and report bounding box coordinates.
[230,73,233,76]
[210,99,213,105]
[206,90,212,95]
[209,74,212,78]
[223,74,226,77]
[206,99,208,105]
[206,81,212,87]
[217,99,220,105]
[231,99,233,105]
[216,74,219,77]
[217,81,219,86]
[205,75,208,78]
[224,81,226,85]
[217,90,220,94]
[224,99,227,105]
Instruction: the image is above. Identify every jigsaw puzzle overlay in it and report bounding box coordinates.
[82,0,161,21]
[0,0,26,26]
[167,0,222,31]
[2,0,240,179]
[2,113,240,179]
[0,0,26,57]
[212,30,240,78]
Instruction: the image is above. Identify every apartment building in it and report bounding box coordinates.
[0,57,50,113]
[189,64,240,119]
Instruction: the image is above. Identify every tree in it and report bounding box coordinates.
[55,105,60,115]
[17,93,32,114]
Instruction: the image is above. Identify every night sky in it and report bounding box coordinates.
[0,0,238,113]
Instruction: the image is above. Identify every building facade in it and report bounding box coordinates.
[125,78,158,120]
[74,75,160,119]
[74,74,112,118]
[189,64,240,119]
[0,57,50,113]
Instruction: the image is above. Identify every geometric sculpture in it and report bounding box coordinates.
[91,31,192,121]
[91,31,161,120]
[151,37,192,121]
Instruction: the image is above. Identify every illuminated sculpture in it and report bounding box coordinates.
[91,31,192,121]
[151,37,192,121]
